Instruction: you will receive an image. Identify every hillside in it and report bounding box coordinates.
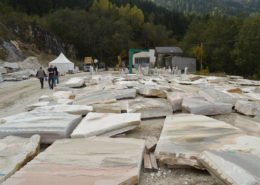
[149,0,260,15]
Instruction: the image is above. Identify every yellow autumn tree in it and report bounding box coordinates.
[192,45,204,71]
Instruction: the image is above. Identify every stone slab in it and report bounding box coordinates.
[0,135,40,183]
[93,103,121,113]
[199,150,260,185]
[71,112,141,138]
[2,137,145,185]
[74,90,117,105]
[182,97,232,116]
[200,89,236,105]
[127,98,172,119]
[233,115,260,136]
[235,100,260,116]
[33,105,93,115]
[0,112,82,143]
[154,114,244,169]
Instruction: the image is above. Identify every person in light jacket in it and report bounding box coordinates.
[36,67,46,89]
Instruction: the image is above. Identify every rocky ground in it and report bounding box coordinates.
[1,71,259,185]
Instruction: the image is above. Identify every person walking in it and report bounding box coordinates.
[36,67,46,89]
[53,66,59,87]
[48,65,55,89]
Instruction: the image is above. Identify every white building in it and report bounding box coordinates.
[132,49,156,68]
[49,53,74,75]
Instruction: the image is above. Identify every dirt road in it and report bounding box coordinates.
[0,72,89,118]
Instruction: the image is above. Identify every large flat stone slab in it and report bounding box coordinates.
[154,114,244,169]
[235,100,260,116]
[0,112,82,143]
[71,112,141,138]
[93,103,121,113]
[74,90,117,105]
[182,97,232,115]
[199,89,236,105]
[2,137,145,185]
[233,115,260,136]
[127,98,172,119]
[33,105,93,115]
[0,135,40,183]
[199,150,260,185]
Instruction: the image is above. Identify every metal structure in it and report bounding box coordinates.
[128,49,149,74]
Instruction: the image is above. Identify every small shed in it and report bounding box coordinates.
[155,47,183,68]
[170,56,196,73]
[49,53,74,75]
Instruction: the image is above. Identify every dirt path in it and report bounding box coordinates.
[0,72,89,118]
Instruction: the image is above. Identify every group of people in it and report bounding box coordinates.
[36,65,59,89]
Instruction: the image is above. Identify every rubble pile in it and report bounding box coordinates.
[1,71,260,185]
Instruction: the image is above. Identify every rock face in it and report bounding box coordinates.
[0,112,82,143]
[235,100,260,116]
[0,66,7,74]
[0,135,40,183]
[71,112,141,138]
[64,78,85,88]
[140,86,167,98]
[199,150,260,185]
[3,62,19,70]
[127,98,172,119]
[182,97,232,115]
[2,137,145,185]
[154,114,243,169]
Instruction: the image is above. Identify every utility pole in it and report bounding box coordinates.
[200,42,203,71]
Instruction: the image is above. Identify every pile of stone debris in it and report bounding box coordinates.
[0,57,40,82]
[0,71,259,185]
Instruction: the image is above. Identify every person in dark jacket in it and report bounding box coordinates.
[36,67,46,89]
[53,66,59,87]
[48,65,55,89]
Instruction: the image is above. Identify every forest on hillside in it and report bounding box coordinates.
[0,0,260,79]
[150,0,260,15]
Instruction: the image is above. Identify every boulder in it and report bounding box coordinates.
[167,92,187,111]
[3,62,19,70]
[71,112,141,138]
[2,137,145,185]
[182,97,232,116]
[235,100,260,116]
[64,77,85,88]
[0,74,3,83]
[0,66,7,74]
[127,98,172,119]
[140,86,167,98]
[200,150,260,185]
[0,112,82,143]
[154,114,243,169]
[0,135,40,183]
[93,103,121,113]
